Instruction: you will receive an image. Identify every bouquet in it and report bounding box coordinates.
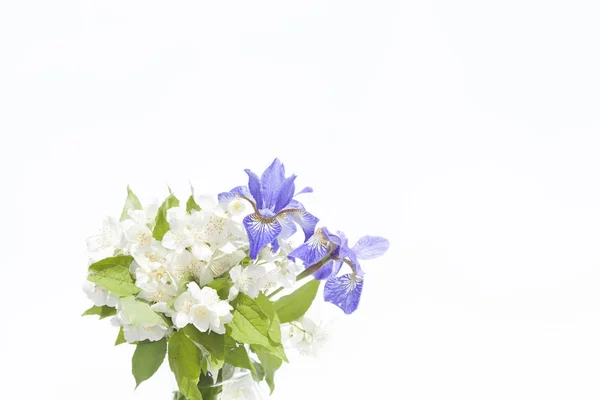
[83,159,389,399]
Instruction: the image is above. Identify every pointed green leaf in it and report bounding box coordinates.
[253,345,283,394]
[118,296,167,327]
[115,327,126,346]
[120,186,143,221]
[82,305,116,319]
[153,192,180,241]
[87,255,139,297]
[186,196,201,213]
[255,293,282,344]
[228,294,287,362]
[168,330,203,400]
[274,280,320,323]
[224,336,255,372]
[132,338,167,388]
[183,326,224,370]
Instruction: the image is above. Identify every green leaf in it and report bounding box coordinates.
[120,185,143,221]
[186,195,201,213]
[224,336,254,373]
[205,278,233,300]
[228,294,287,362]
[87,255,139,297]
[115,327,126,346]
[82,305,116,319]
[118,296,167,327]
[255,293,282,344]
[168,330,204,400]
[274,280,320,323]
[183,326,224,370]
[253,345,283,394]
[132,338,167,388]
[153,192,180,241]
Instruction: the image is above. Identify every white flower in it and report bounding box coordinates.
[86,217,124,261]
[162,208,194,251]
[112,303,169,343]
[171,282,233,334]
[82,282,118,307]
[229,264,267,299]
[123,322,169,342]
[263,259,302,290]
[282,317,328,356]
[166,250,213,286]
[151,301,174,317]
[221,374,257,400]
[126,201,159,226]
[226,197,251,217]
[124,223,153,252]
[135,262,178,303]
[206,250,246,280]
[130,240,168,268]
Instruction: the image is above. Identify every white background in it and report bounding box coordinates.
[2,1,600,399]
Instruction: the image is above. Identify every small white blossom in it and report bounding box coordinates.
[221,374,258,400]
[112,304,169,343]
[86,217,124,261]
[171,282,233,334]
[130,240,168,268]
[263,259,302,290]
[229,264,267,299]
[135,262,178,303]
[166,250,213,286]
[83,282,118,307]
[282,317,329,356]
[124,223,153,252]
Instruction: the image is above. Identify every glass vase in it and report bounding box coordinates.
[172,368,266,400]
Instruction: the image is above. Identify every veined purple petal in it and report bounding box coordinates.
[245,169,263,209]
[312,260,342,280]
[273,174,297,213]
[324,274,364,314]
[218,186,254,205]
[288,229,329,266]
[352,236,390,260]
[270,238,280,253]
[285,209,319,241]
[295,186,313,196]
[277,214,297,239]
[260,158,285,209]
[287,199,305,211]
[348,251,365,277]
[243,214,282,259]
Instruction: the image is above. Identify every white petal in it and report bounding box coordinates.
[173,312,190,328]
[192,242,212,261]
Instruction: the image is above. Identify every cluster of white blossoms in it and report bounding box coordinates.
[282,317,329,357]
[83,193,312,346]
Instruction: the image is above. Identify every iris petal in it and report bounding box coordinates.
[352,236,390,260]
[288,231,329,266]
[286,209,319,241]
[260,158,286,209]
[243,214,282,259]
[218,186,254,205]
[244,169,264,209]
[273,174,297,213]
[324,274,364,314]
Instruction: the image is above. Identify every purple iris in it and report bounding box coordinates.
[290,229,389,314]
[218,158,319,259]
